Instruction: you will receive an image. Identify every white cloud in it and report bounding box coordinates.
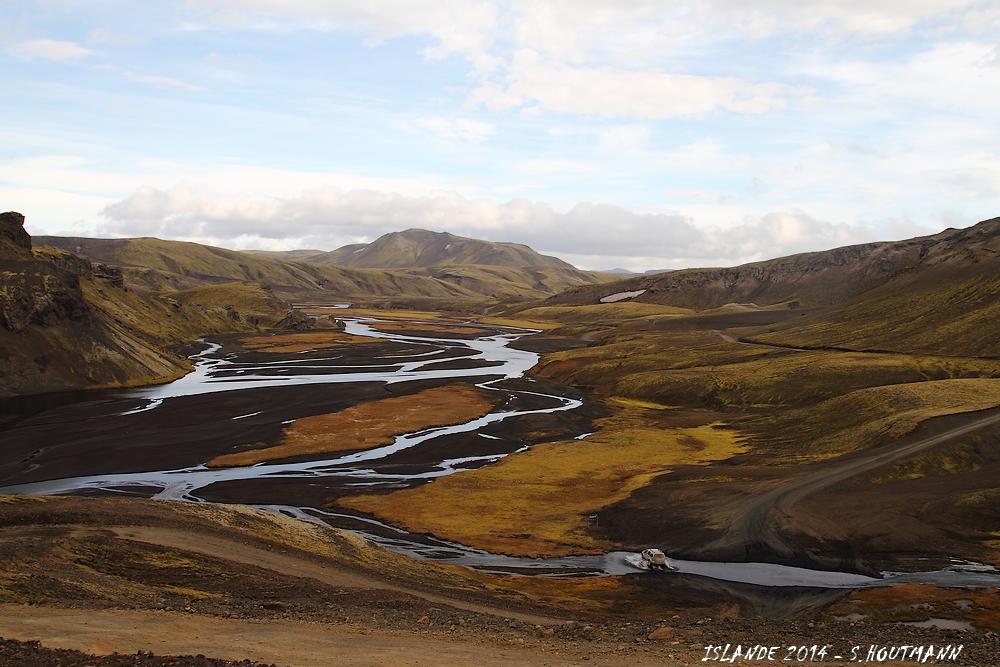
[705,0,997,39]
[515,159,596,174]
[183,0,995,123]
[469,50,814,119]
[96,182,883,268]
[6,39,96,63]
[123,71,207,92]
[205,51,262,67]
[666,188,733,203]
[599,124,651,153]
[86,29,147,46]
[1,186,119,237]
[417,116,495,142]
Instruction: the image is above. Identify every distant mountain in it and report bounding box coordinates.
[298,229,576,270]
[243,248,330,262]
[36,236,484,301]
[37,229,617,302]
[602,268,672,276]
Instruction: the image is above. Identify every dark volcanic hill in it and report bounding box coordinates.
[544,218,1000,311]
[747,218,1000,357]
[258,229,575,270]
[534,216,1000,357]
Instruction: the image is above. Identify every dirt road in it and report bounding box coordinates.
[110,526,563,626]
[704,408,1000,563]
[0,605,679,667]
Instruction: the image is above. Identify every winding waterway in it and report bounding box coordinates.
[2,317,998,593]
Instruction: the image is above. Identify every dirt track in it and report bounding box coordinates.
[705,408,1000,563]
[110,525,562,626]
[0,605,665,667]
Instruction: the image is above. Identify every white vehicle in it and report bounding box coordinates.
[642,548,670,570]
[625,548,675,571]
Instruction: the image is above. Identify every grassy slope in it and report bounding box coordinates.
[412,265,617,299]
[737,378,1000,462]
[0,495,540,613]
[37,236,483,301]
[541,217,1000,312]
[745,250,1000,357]
[37,235,618,302]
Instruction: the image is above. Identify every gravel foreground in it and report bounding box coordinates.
[0,639,276,667]
[2,610,997,667]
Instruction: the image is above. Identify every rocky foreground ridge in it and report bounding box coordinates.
[0,212,287,397]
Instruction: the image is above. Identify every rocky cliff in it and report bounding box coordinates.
[0,213,278,396]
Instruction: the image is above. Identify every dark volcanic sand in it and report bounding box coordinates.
[0,330,607,512]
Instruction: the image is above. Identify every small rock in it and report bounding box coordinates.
[718,605,740,620]
[417,615,430,624]
[648,627,675,641]
[542,628,555,637]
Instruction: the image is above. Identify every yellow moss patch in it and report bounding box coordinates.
[988,533,1000,567]
[680,475,739,484]
[468,570,631,613]
[608,397,674,410]
[478,316,559,331]
[340,406,744,557]
[207,384,500,468]
[338,308,448,321]
[827,582,1000,631]
[750,378,1000,463]
[239,331,377,353]
[872,445,982,483]
[516,303,694,324]
[366,321,487,336]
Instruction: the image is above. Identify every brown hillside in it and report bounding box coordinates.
[745,218,1000,357]
[309,228,575,269]
[542,218,1000,311]
[38,232,615,301]
[36,235,483,301]
[1,215,284,396]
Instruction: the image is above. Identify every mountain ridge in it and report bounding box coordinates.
[38,230,615,302]
[245,228,576,270]
[540,218,1000,311]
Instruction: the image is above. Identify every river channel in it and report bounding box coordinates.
[1,317,998,596]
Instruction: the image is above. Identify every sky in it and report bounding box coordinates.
[2,1,999,271]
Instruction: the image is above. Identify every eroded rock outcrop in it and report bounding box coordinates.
[0,262,89,333]
[276,308,315,330]
[1,214,90,334]
[0,213,184,395]
[0,211,32,259]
